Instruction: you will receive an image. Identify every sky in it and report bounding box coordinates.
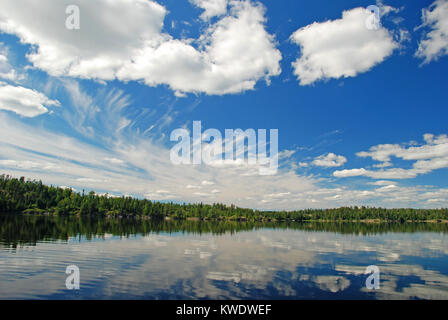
[0,0,447,210]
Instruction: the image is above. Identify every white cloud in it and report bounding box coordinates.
[0,43,23,82]
[191,0,228,21]
[0,0,166,79]
[103,158,125,165]
[118,0,281,95]
[373,161,393,168]
[312,153,347,167]
[416,0,448,63]
[334,134,448,180]
[186,184,202,189]
[377,1,401,16]
[279,149,296,159]
[0,83,60,117]
[370,180,397,186]
[357,134,448,162]
[0,160,54,170]
[335,168,420,179]
[290,7,398,85]
[333,168,368,178]
[0,0,281,95]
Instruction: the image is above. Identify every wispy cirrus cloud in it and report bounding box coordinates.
[416,0,448,63]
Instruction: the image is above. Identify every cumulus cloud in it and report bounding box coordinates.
[0,0,166,79]
[191,0,228,21]
[118,0,282,95]
[312,153,347,167]
[416,0,448,63]
[290,7,398,85]
[0,83,60,117]
[0,0,281,96]
[334,134,448,180]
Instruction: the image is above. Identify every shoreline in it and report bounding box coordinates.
[5,212,448,224]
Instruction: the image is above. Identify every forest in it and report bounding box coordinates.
[1,174,447,222]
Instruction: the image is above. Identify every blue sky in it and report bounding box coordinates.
[0,0,447,210]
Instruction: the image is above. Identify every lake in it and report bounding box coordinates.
[1,214,448,300]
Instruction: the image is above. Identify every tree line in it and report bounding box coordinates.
[1,174,447,222]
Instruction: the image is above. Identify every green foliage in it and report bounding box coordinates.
[1,174,447,222]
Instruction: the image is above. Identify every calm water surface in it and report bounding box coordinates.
[1,214,448,299]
